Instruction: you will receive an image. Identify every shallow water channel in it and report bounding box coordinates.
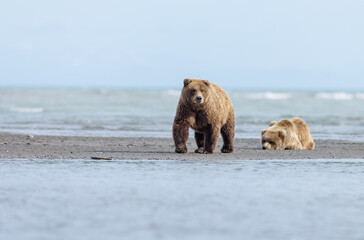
[1,159,364,240]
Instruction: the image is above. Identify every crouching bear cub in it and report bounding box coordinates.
[173,78,235,154]
[261,117,315,150]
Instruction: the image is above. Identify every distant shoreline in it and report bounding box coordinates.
[1,133,364,160]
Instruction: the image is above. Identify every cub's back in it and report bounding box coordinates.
[290,117,309,131]
[290,117,315,150]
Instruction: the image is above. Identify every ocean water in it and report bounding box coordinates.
[1,159,364,240]
[1,88,364,140]
[2,90,364,240]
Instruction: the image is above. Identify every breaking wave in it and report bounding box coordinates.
[244,92,292,100]
[10,107,44,113]
[315,92,354,100]
[163,90,180,97]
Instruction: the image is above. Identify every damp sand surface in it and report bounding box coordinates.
[1,133,364,160]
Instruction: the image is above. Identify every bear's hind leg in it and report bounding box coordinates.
[220,121,234,153]
[194,132,205,153]
[307,141,315,150]
[203,125,220,154]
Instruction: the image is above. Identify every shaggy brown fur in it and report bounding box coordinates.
[173,78,235,154]
[261,117,315,150]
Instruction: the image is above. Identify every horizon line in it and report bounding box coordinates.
[1,85,364,92]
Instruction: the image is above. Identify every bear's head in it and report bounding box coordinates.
[261,129,286,150]
[182,78,211,106]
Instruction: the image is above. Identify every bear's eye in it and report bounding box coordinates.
[190,89,196,94]
[201,90,205,93]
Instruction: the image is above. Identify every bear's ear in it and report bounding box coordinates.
[184,78,192,87]
[203,80,210,86]
[269,121,277,127]
[261,129,267,135]
[278,130,286,139]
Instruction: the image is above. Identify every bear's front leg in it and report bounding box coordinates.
[173,121,190,153]
[202,125,220,154]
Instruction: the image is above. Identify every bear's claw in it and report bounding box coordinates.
[203,151,213,154]
[195,148,213,154]
[221,147,233,153]
[194,148,205,153]
[175,148,188,153]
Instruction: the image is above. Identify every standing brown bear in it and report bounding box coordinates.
[173,78,235,154]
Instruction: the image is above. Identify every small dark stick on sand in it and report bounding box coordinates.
[91,157,112,160]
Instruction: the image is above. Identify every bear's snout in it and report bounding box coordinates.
[262,146,266,150]
[195,96,203,103]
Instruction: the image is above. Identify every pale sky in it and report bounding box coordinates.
[0,0,363,90]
